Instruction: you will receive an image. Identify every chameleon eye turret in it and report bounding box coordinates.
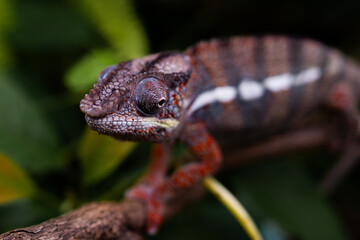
[135,77,169,116]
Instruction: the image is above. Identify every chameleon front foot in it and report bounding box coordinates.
[125,184,165,235]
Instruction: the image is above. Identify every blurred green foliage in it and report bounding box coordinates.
[0,71,61,173]
[0,0,13,68]
[0,153,36,204]
[0,0,360,239]
[78,129,136,185]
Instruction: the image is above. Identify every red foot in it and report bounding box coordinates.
[145,196,164,235]
[125,183,165,235]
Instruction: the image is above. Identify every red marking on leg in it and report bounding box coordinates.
[201,162,213,174]
[125,183,152,203]
[205,135,214,147]
[190,136,222,171]
[126,182,166,235]
[172,168,196,188]
[330,85,352,111]
[142,144,169,186]
[128,185,164,235]
[150,145,166,170]
[125,143,170,234]
[127,123,223,235]
[147,209,163,235]
[190,138,206,152]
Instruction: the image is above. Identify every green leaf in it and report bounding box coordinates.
[65,49,120,94]
[0,72,61,173]
[233,161,347,240]
[11,1,94,52]
[79,129,137,185]
[73,0,148,58]
[0,0,14,68]
[0,153,36,204]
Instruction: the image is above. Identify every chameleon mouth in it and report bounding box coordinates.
[84,114,179,141]
[142,117,179,128]
[85,115,179,128]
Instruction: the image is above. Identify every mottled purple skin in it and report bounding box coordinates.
[80,52,192,142]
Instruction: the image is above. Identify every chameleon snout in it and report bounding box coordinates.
[80,86,123,118]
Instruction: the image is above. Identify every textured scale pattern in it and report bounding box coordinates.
[185,37,357,132]
[80,36,360,234]
[80,54,191,142]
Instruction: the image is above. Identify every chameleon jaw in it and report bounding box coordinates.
[84,114,179,142]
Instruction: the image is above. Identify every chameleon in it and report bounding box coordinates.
[80,36,360,234]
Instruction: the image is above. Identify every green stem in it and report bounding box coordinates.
[203,176,263,240]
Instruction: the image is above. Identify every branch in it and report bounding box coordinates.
[0,186,206,240]
[0,200,146,240]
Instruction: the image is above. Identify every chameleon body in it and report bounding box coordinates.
[80,36,360,234]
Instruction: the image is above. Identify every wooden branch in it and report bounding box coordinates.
[0,187,206,240]
[0,200,146,240]
[0,125,333,240]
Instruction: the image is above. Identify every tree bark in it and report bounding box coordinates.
[0,200,146,240]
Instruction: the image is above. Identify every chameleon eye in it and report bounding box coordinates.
[98,65,116,85]
[135,77,168,115]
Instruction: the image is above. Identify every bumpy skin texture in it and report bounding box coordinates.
[80,52,191,142]
[80,36,360,234]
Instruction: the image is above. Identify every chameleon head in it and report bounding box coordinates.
[80,52,192,142]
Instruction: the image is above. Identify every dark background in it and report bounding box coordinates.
[137,0,360,53]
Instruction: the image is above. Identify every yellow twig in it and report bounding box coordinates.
[203,176,263,240]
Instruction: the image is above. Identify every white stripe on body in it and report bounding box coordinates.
[263,73,293,92]
[187,67,321,115]
[238,79,264,100]
[187,86,237,114]
[293,67,321,85]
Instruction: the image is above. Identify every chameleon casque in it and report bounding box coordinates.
[80,36,360,234]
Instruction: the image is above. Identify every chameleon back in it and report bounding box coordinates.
[184,36,355,135]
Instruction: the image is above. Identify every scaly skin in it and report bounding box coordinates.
[80,36,360,234]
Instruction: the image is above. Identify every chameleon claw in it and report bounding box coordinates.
[125,183,165,235]
[146,211,163,235]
